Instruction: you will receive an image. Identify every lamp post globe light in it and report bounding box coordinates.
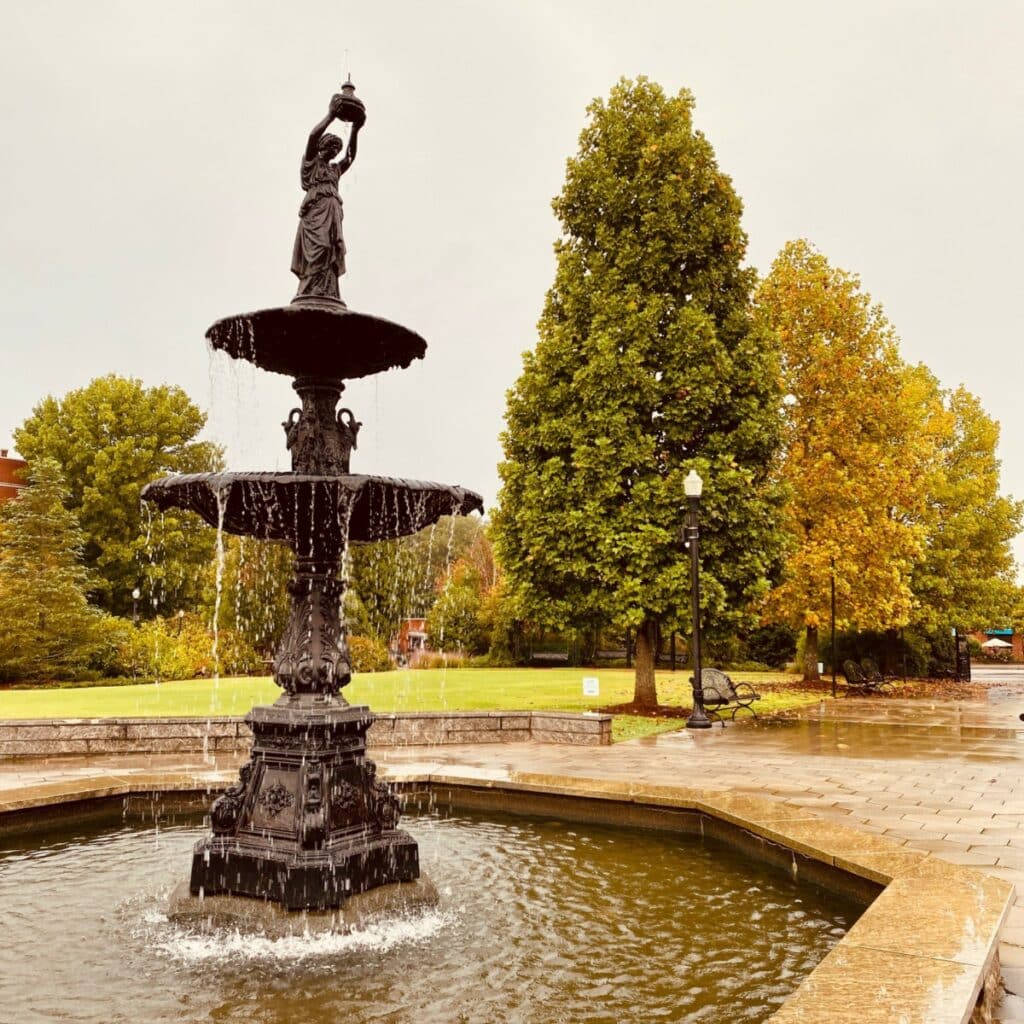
[131,586,141,627]
[684,470,712,730]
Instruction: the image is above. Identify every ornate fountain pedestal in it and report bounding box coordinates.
[192,697,417,910]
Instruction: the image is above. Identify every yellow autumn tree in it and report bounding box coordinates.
[909,372,1023,633]
[755,240,937,680]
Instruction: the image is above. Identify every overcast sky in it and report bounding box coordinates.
[2,1,1022,569]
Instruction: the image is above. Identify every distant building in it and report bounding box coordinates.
[0,449,27,503]
[968,628,1023,662]
[392,618,429,662]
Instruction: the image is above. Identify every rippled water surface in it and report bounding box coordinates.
[0,804,860,1023]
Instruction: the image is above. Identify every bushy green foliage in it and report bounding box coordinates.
[428,575,487,653]
[745,623,798,669]
[0,459,113,681]
[348,516,484,643]
[85,614,134,675]
[823,627,957,679]
[427,530,504,656]
[113,612,260,681]
[493,77,784,706]
[348,634,392,673]
[14,375,223,617]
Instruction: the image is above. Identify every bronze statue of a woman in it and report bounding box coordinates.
[291,88,365,302]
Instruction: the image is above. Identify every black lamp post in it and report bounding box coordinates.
[830,558,837,700]
[684,470,712,730]
[131,586,141,627]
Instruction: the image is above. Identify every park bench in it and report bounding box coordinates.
[696,668,761,725]
[860,657,898,686]
[530,651,570,665]
[841,659,895,695]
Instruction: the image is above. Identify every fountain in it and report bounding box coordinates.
[142,79,483,913]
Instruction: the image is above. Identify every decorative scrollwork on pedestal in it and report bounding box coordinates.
[328,777,364,829]
[211,760,253,836]
[284,378,360,475]
[300,765,327,848]
[257,781,295,819]
[273,566,352,697]
[363,761,401,831]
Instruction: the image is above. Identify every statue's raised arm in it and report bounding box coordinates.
[291,81,367,303]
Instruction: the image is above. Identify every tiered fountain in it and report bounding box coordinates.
[142,80,482,913]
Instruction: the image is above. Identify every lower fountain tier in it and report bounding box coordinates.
[141,472,484,543]
[206,300,427,380]
[190,830,420,911]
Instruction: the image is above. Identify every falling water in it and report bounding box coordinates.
[211,486,228,683]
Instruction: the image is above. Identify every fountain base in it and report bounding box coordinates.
[168,874,439,937]
[190,696,418,910]
[190,828,421,910]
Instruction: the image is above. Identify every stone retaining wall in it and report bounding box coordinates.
[0,710,611,758]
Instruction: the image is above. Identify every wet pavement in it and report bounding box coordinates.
[3,694,1024,1019]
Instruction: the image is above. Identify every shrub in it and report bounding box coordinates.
[348,634,392,673]
[86,616,133,675]
[408,650,470,670]
[746,624,798,669]
[980,647,1013,664]
[112,612,261,680]
[2,675,159,690]
[469,649,519,668]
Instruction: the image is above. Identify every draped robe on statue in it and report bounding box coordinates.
[291,156,346,299]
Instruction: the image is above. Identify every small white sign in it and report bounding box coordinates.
[582,676,600,697]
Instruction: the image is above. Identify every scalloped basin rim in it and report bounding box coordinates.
[141,472,484,543]
[205,303,427,380]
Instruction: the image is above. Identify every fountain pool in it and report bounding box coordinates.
[0,794,862,1024]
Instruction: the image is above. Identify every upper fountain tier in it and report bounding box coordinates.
[206,299,427,381]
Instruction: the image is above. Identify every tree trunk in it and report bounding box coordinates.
[884,628,899,676]
[633,618,659,708]
[803,625,820,682]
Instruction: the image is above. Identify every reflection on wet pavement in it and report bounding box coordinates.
[645,697,1024,764]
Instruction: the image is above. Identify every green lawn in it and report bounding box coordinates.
[0,667,814,742]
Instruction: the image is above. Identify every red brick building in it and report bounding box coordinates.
[392,618,429,660]
[968,629,1023,662]
[0,449,27,503]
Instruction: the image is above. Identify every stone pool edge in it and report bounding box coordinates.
[0,767,1011,1024]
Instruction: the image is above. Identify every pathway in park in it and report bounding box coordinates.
[2,689,1023,1019]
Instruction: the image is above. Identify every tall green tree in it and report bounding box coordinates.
[14,375,222,616]
[0,459,108,680]
[493,78,783,707]
[910,376,1023,632]
[755,241,935,679]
